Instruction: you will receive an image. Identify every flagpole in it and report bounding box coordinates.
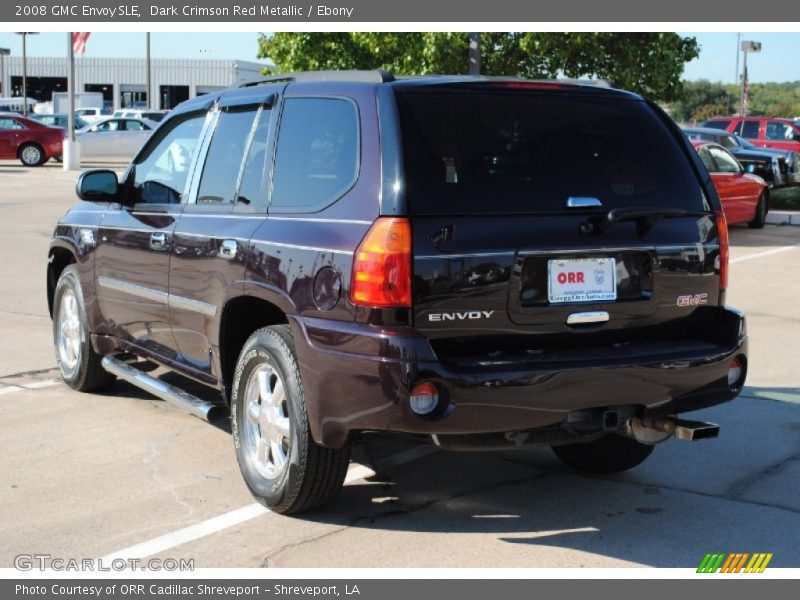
[63,32,81,171]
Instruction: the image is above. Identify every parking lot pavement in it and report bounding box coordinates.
[1,163,799,568]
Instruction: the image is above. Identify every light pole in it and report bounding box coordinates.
[146,32,151,109]
[14,32,38,115]
[739,40,761,118]
[469,33,481,75]
[0,48,9,97]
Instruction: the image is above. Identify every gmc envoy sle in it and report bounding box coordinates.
[48,71,748,514]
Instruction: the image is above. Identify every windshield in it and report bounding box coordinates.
[397,91,707,215]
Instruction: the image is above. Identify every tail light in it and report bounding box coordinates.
[715,210,729,291]
[351,217,412,308]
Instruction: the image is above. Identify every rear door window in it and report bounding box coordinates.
[195,108,259,206]
[397,90,706,214]
[737,120,760,139]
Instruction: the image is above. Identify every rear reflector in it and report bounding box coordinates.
[409,382,439,415]
[728,357,743,387]
[351,217,412,308]
[715,210,729,292]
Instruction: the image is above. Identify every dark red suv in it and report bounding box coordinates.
[703,116,800,152]
[48,72,747,514]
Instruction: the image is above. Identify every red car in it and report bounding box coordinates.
[692,139,768,228]
[703,116,800,152]
[0,112,64,166]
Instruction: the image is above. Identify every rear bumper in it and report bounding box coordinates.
[291,307,747,448]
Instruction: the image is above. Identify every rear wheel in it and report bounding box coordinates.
[231,325,351,514]
[552,434,654,474]
[749,192,767,229]
[19,143,45,167]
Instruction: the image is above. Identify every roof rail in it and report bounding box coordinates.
[241,69,394,87]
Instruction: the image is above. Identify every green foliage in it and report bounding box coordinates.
[257,32,699,102]
[671,80,800,124]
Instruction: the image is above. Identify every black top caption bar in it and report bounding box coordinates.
[6,0,800,21]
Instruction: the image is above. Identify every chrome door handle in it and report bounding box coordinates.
[150,232,167,250]
[220,239,237,260]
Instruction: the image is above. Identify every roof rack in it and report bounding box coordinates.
[241,69,395,87]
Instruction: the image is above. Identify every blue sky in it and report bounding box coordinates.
[0,31,797,83]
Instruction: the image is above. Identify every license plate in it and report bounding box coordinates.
[547,258,617,304]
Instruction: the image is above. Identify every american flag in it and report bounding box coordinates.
[742,65,750,110]
[72,32,91,55]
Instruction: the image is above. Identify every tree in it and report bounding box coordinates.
[257,32,699,102]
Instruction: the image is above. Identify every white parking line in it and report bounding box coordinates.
[731,242,800,264]
[22,380,61,389]
[99,447,437,562]
[0,386,23,395]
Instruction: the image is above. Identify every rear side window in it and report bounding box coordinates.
[397,91,706,214]
[196,108,259,206]
[765,121,794,141]
[270,98,359,212]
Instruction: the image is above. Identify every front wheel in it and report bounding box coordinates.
[552,434,654,474]
[53,265,116,392]
[231,325,350,514]
[749,192,767,229]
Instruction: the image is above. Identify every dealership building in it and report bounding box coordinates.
[0,56,268,111]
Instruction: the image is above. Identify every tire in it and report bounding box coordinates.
[748,192,767,229]
[231,325,351,514]
[53,265,117,392]
[552,434,654,474]
[19,143,45,167]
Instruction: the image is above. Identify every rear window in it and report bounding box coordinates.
[704,119,731,130]
[397,91,706,215]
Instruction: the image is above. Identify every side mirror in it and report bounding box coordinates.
[76,169,119,202]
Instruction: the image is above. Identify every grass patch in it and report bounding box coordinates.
[771,186,800,210]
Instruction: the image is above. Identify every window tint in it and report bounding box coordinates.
[236,110,271,208]
[739,120,760,139]
[765,121,793,141]
[133,112,206,204]
[704,119,730,130]
[0,118,20,130]
[271,98,359,211]
[397,91,706,214]
[196,108,258,206]
[708,146,740,173]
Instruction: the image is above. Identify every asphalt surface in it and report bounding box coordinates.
[1,161,798,569]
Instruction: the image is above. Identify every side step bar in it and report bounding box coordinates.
[101,356,225,422]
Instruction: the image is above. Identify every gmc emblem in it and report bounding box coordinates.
[677,293,708,307]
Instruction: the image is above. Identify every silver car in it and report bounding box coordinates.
[76,117,157,162]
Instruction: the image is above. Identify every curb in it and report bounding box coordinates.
[766,211,800,226]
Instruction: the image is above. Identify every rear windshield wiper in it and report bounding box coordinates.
[580,207,709,237]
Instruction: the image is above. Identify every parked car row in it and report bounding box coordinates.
[684,127,799,189]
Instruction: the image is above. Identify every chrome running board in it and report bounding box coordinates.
[101,356,224,421]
